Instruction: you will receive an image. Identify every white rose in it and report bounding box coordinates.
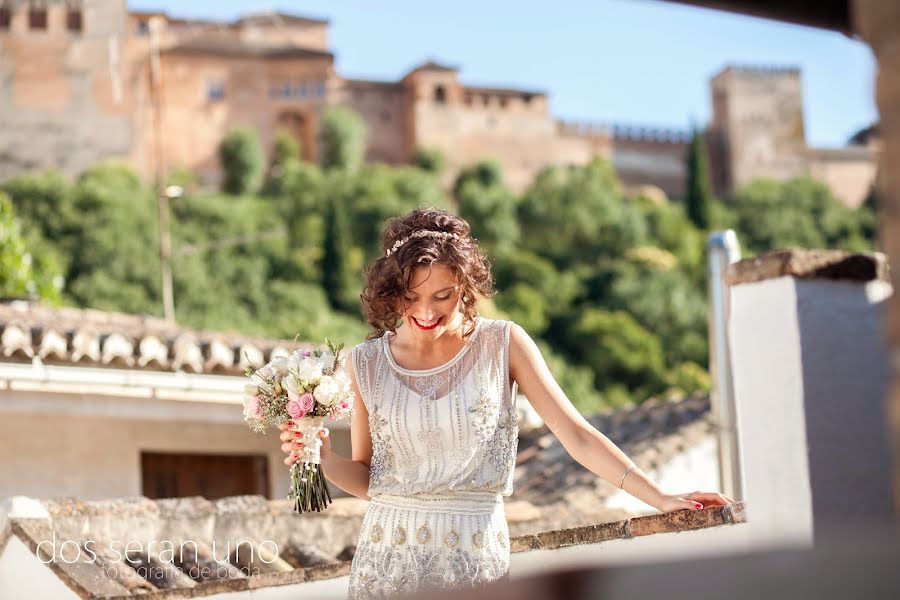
[271,357,289,377]
[297,357,323,384]
[287,351,303,371]
[314,375,339,406]
[282,374,301,401]
[244,383,259,397]
[334,368,351,390]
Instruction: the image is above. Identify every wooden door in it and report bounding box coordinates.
[141,452,270,500]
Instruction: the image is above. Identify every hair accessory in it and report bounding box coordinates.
[386,230,462,257]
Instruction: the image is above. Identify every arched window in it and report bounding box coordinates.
[434,85,447,104]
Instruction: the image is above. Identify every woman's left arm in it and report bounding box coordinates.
[508,322,734,513]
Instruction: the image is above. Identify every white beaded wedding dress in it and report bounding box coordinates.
[347,316,519,598]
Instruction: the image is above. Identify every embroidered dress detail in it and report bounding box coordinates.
[348,317,519,598]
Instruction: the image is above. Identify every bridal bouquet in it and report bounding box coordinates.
[242,338,353,513]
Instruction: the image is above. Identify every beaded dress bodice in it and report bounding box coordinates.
[351,316,519,498]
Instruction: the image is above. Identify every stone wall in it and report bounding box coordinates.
[0,0,134,182]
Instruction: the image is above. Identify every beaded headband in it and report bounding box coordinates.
[385,230,463,257]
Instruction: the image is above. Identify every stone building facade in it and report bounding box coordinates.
[0,1,879,205]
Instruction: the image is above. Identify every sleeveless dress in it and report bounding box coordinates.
[347,316,519,598]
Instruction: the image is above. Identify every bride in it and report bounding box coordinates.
[277,207,735,598]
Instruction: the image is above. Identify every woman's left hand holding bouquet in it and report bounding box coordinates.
[278,421,330,466]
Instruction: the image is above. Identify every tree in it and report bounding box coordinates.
[219,128,264,195]
[273,129,301,167]
[321,191,359,313]
[517,158,645,268]
[731,177,873,254]
[454,160,520,256]
[569,308,667,400]
[321,107,368,173]
[685,129,715,230]
[0,192,63,303]
[414,147,446,175]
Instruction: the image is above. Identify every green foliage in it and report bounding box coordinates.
[731,177,873,255]
[607,261,708,366]
[273,129,301,166]
[535,338,607,412]
[685,129,715,229]
[518,158,645,268]
[569,308,667,398]
[219,128,264,195]
[495,283,548,336]
[0,192,63,302]
[452,159,503,196]
[414,147,446,175]
[321,107,368,173]
[13,138,874,415]
[454,161,520,255]
[664,361,711,398]
[64,162,162,313]
[321,191,360,313]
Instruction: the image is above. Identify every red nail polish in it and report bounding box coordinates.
[694,503,702,509]
[294,432,301,437]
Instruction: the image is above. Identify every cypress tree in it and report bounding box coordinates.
[685,129,715,229]
[321,193,357,312]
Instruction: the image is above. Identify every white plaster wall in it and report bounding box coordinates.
[0,393,352,502]
[0,536,80,600]
[728,276,813,545]
[727,275,893,545]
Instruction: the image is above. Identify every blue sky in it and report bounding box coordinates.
[129,0,877,148]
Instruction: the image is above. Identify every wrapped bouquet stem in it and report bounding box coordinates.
[286,415,333,513]
[242,338,353,514]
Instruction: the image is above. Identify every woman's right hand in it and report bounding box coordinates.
[277,420,331,466]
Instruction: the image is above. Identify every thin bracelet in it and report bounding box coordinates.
[619,465,637,489]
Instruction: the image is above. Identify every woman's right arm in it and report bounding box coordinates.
[278,351,373,501]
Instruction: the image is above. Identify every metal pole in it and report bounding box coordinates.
[707,229,743,500]
[148,17,175,323]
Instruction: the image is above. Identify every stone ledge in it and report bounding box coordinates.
[725,249,889,286]
[10,501,746,599]
[509,501,745,554]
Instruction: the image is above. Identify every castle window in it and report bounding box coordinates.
[482,94,490,106]
[206,80,226,102]
[29,3,48,30]
[0,7,10,30]
[315,82,326,98]
[499,97,509,109]
[434,85,447,104]
[137,20,150,35]
[522,94,533,105]
[66,10,82,32]
[299,82,309,98]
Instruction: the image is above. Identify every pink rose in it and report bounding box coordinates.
[286,397,307,419]
[340,401,349,409]
[299,392,315,414]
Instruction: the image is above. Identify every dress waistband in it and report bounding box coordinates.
[370,491,503,516]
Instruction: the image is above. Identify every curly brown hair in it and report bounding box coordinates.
[359,207,496,341]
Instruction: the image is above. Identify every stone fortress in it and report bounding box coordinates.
[0,0,879,206]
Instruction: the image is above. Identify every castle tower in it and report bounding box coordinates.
[0,0,133,181]
[708,66,809,194]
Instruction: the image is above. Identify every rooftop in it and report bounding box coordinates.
[0,493,746,598]
[0,300,307,376]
